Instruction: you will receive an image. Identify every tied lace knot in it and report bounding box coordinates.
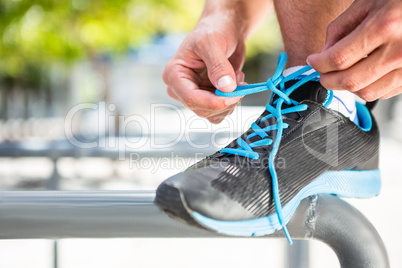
[215,53,320,244]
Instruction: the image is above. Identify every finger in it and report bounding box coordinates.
[167,87,180,101]
[196,37,237,93]
[381,86,402,100]
[193,104,234,118]
[229,42,246,71]
[167,65,241,111]
[192,105,232,122]
[207,112,227,124]
[208,115,227,124]
[235,70,245,84]
[308,13,383,73]
[206,105,237,124]
[319,47,395,93]
[352,68,402,101]
[204,98,241,124]
[195,96,240,120]
[182,87,240,112]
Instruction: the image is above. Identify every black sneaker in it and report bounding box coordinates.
[155,53,381,243]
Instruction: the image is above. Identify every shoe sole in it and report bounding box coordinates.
[155,169,381,237]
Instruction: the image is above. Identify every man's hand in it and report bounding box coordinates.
[307,0,402,101]
[163,15,245,124]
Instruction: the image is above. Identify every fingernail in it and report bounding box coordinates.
[225,97,241,106]
[306,58,311,66]
[217,75,234,89]
[236,72,244,83]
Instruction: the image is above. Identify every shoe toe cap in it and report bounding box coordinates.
[160,164,256,221]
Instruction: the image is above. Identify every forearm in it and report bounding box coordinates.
[200,0,272,39]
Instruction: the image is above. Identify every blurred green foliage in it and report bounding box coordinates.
[0,0,204,83]
[0,0,281,88]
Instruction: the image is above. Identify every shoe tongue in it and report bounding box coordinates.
[249,80,328,138]
[285,80,328,103]
[270,80,328,106]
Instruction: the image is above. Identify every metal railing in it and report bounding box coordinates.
[0,190,389,268]
[0,137,390,268]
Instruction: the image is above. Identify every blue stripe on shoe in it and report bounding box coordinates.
[356,102,372,132]
[192,169,381,237]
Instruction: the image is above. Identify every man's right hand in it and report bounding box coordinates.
[163,15,246,124]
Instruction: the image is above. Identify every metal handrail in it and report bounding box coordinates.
[0,191,389,268]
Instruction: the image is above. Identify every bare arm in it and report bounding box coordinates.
[201,0,272,39]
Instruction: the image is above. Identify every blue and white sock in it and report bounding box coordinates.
[283,65,359,125]
[328,90,359,125]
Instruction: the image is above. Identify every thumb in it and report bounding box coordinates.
[202,47,237,93]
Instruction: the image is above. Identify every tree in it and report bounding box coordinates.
[0,0,204,83]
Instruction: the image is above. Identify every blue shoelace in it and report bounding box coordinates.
[215,53,320,244]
